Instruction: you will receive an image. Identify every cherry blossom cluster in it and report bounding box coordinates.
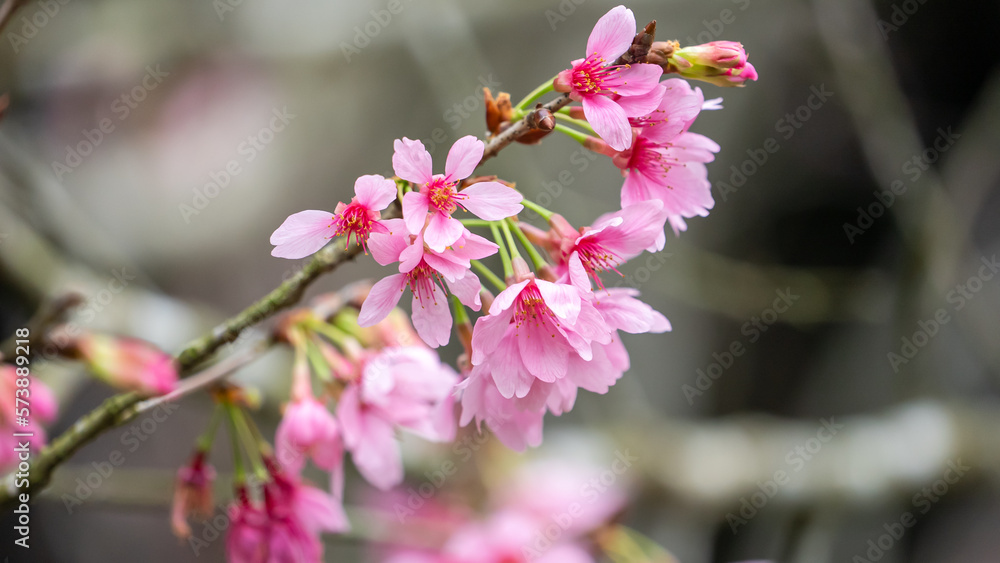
[269,5,754,456]
[186,4,755,560]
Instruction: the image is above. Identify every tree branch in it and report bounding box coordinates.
[479,94,572,166]
[3,92,578,504]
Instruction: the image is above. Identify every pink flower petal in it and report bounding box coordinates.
[489,280,529,315]
[583,95,632,152]
[491,333,534,399]
[392,137,433,184]
[444,135,484,182]
[410,289,452,348]
[353,174,397,210]
[470,307,514,365]
[535,280,581,324]
[450,230,499,261]
[423,252,468,283]
[349,412,403,490]
[459,182,523,220]
[617,83,666,117]
[357,274,407,327]
[604,63,663,98]
[423,212,465,253]
[398,233,425,273]
[270,210,336,259]
[586,5,635,60]
[518,322,569,382]
[368,221,409,266]
[447,272,483,310]
[401,191,430,235]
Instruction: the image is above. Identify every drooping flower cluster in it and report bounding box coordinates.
[246,5,755,559]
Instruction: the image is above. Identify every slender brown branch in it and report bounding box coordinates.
[0,0,27,35]
[479,94,572,166]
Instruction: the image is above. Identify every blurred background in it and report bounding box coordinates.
[1,0,998,561]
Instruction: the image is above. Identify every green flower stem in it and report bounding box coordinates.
[224,402,247,484]
[449,294,470,325]
[507,218,549,271]
[231,404,268,482]
[554,112,596,135]
[471,260,506,292]
[459,219,494,228]
[513,77,557,111]
[489,222,513,279]
[553,123,590,145]
[499,219,522,262]
[521,199,554,221]
[195,404,223,453]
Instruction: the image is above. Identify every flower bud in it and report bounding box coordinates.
[171,451,216,539]
[650,40,758,87]
[526,107,555,132]
[74,334,177,396]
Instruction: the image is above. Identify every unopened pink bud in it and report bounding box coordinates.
[75,334,177,396]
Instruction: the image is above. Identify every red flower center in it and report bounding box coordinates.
[572,54,626,96]
[333,203,378,251]
[424,176,466,215]
[574,238,623,289]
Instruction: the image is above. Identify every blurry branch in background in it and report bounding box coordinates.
[0,292,82,358]
[0,98,582,505]
[810,0,1000,387]
[0,0,27,34]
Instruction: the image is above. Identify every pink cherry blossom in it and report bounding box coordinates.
[271,174,397,259]
[275,397,344,487]
[358,218,496,348]
[394,136,523,252]
[553,5,664,151]
[338,346,459,490]
[546,202,668,289]
[226,469,349,563]
[470,274,612,399]
[616,131,720,220]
